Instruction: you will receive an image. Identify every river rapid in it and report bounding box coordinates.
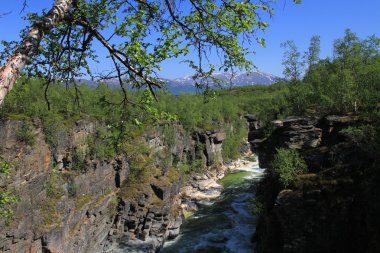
[161,160,265,253]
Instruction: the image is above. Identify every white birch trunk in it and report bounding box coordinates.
[0,0,73,106]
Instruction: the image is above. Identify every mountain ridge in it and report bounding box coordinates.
[80,71,280,94]
[163,71,280,94]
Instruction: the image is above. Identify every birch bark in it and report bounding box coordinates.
[0,0,73,105]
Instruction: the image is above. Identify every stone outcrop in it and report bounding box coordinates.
[255,116,322,169]
[251,115,380,253]
[146,124,226,167]
[181,158,255,203]
[0,119,228,253]
[194,129,225,166]
[246,114,265,152]
[105,179,183,253]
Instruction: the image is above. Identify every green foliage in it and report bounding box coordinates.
[161,125,177,149]
[120,140,156,184]
[340,125,379,152]
[40,200,60,229]
[140,89,178,124]
[75,194,93,209]
[0,159,19,225]
[39,169,64,229]
[281,40,304,81]
[42,115,67,149]
[72,148,87,171]
[3,0,302,100]
[15,121,36,146]
[45,170,64,200]
[271,148,307,187]
[0,159,15,175]
[67,181,80,197]
[107,196,119,216]
[222,120,248,160]
[304,35,321,69]
[288,30,380,115]
[177,159,205,175]
[0,192,19,225]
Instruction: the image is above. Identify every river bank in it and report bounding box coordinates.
[161,156,264,253]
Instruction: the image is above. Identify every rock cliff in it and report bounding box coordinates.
[251,115,380,253]
[0,119,227,253]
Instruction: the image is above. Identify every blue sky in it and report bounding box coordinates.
[1,0,380,78]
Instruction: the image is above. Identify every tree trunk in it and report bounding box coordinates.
[0,0,73,106]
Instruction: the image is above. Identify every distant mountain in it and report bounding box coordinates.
[163,72,280,94]
[79,71,280,94]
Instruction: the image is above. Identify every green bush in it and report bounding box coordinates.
[15,122,36,146]
[222,121,248,160]
[0,159,19,225]
[0,159,15,175]
[42,114,67,149]
[177,159,205,175]
[45,170,64,199]
[340,125,377,144]
[72,148,87,171]
[87,125,117,161]
[271,148,307,187]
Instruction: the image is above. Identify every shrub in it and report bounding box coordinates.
[0,159,19,225]
[67,181,80,197]
[177,159,205,175]
[15,122,36,146]
[271,148,307,187]
[340,125,377,144]
[45,170,64,199]
[87,125,117,160]
[39,170,65,229]
[222,121,248,160]
[0,159,15,175]
[161,125,177,148]
[42,116,67,149]
[75,194,93,209]
[72,148,86,171]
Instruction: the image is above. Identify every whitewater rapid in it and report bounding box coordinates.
[161,159,264,253]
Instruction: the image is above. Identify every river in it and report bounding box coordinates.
[161,161,265,253]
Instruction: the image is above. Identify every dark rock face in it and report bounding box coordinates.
[252,115,380,253]
[194,129,225,166]
[0,119,119,253]
[105,180,183,252]
[0,120,227,253]
[255,116,322,169]
[147,124,225,167]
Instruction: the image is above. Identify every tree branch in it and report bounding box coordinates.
[0,0,74,106]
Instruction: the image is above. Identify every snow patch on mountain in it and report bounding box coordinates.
[166,71,280,87]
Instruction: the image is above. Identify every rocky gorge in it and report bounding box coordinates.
[2,111,379,253]
[0,117,242,253]
[248,115,380,253]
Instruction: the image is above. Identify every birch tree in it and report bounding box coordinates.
[304,35,320,70]
[0,0,73,105]
[281,40,303,82]
[0,0,300,106]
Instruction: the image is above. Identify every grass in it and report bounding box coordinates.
[218,171,252,188]
[40,200,61,230]
[148,194,164,208]
[75,194,93,209]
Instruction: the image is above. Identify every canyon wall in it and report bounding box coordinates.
[0,119,227,253]
[249,116,380,253]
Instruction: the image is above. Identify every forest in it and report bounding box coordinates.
[1,29,379,162]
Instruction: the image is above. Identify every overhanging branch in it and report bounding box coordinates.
[0,0,74,106]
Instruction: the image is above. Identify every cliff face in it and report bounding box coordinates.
[251,116,380,253]
[0,119,226,253]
